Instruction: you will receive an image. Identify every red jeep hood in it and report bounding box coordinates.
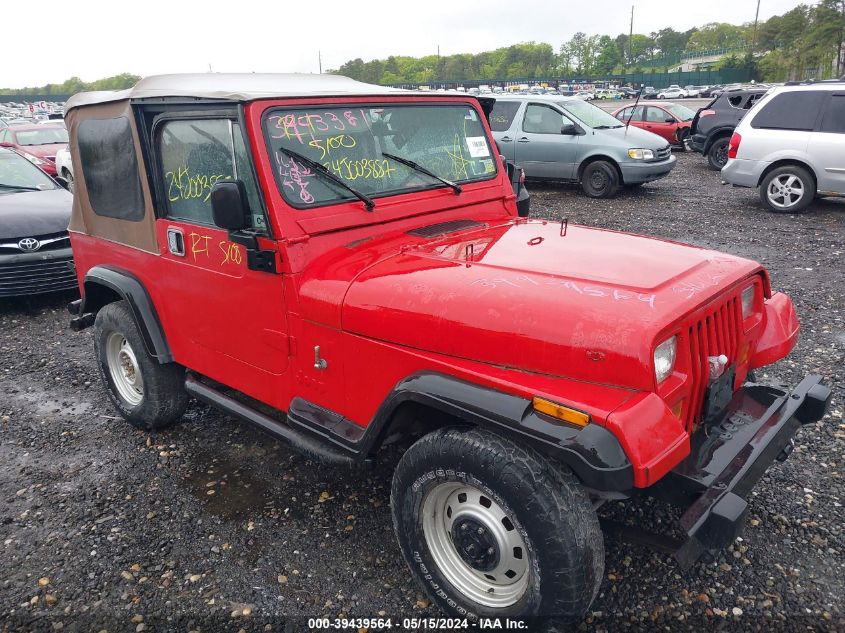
[336,220,760,390]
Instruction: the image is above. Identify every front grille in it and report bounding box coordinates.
[0,257,77,297]
[683,292,743,430]
[653,146,672,161]
[0,233,71,253]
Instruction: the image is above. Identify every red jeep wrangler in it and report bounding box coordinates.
[65,74,830,623]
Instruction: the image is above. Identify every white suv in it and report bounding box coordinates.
[721,82,845,213]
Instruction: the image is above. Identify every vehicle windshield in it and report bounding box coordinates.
[556,100,623,128]
[0,150,57,192]
[263,103,497,209]
[663,104,696,121]
[14,127,68,146]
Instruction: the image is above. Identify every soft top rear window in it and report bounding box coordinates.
[751,91,827,131]
[262,103,497,210]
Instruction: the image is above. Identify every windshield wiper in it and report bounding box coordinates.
[275,146,375,211]
[0,183,40,191]
[382,152,462,195]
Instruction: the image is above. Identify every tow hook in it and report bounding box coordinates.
[776,439,795,462]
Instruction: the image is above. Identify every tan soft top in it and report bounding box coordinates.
[65,73,408,112]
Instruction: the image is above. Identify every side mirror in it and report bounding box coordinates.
[561,124,580,135]
[665,118,676,124]
[211,180,248,231]
[0,141,14,148]
[53,176,70,190]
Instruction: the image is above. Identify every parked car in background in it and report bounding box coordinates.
[689,88,767,170]
[489,94,675,197]
[55,145,74,190]
[0,148,75,296]
[0,123,68,176]
[595,88,620,100]
[683,85,703,98]
[612,101,696,148]
[657,85,687,99]
[722,81,845,213]
[617,86,639,98]
[642,86,659,98]
[575,90,595,100]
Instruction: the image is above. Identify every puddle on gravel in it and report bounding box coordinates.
[182,448,277,520]
[14,388,92,416]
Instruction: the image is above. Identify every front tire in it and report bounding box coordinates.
[759,165,815,213]
[391,428,604,624]
[581,160,620,198]
[93,301,187,430]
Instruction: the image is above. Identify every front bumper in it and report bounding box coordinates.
[619,155,677,184]
[689,133,706,153]
[653,375,831,567]
[0,246,78,297]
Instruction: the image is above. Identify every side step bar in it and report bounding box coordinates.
[184,376,360,467]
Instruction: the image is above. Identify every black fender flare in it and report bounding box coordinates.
[81,266,173,363]
[287,372,634,492]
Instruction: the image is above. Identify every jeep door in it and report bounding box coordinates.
[515,103,580,179]
[811,93,845,194]
[147,110,288,405]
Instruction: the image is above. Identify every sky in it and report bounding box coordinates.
[3,0,804,88]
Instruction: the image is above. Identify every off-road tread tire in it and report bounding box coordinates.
[581,160,620,198]
[391,427,603,627]
[759,165,815,214]
[707,136,730,170]
[93,301,187,431]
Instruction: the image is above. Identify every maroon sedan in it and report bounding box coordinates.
[612,101,695,148]
[0,124,68,176]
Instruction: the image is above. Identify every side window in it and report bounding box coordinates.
[615,107,631,121]
[751,91,827,131]
[728,95,743,108]
[157,119,265,230]
[820,95,845,134]
[77,117,145,221]
[0,129,8,142]
[744,94,762,109]
[645,107,667,123]
[523,104,567,134]
[489,101,521,132]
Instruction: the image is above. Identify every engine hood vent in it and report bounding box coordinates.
[407,219,483,238]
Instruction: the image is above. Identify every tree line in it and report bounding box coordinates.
[0,73,141,97]
[333,1,844,84]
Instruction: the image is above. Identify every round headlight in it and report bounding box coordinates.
[654,336,677,383]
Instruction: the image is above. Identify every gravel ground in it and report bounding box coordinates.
[1,152,843,632]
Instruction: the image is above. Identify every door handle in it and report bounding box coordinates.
[166,227,185,257]
[517,137,530,143]
[500,136,513,142]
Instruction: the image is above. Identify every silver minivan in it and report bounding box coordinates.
[721,82,845,213]
[489,95,676,198]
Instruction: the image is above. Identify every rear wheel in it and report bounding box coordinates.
[94,301,187,430]
[676,128,690,151]
[581,160,620,198]
[759,165,815,213]
[707,137,730,170]
[391,427,603,625]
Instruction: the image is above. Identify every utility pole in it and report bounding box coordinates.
[318,51,322,74]
[752,0,761,52]
[628,5,634,67]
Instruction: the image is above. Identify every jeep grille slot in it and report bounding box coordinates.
[407,219,483,238]
[685,293,743,430]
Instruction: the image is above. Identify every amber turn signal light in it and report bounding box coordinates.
[532,397,590,427]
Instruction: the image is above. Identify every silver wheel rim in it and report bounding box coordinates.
[422,482,529,608]
[766,173,805,209]
[106,332,144,406]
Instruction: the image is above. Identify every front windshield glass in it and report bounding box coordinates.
[263,104,497,209]
[0,150,57,191]
[14,127,69,146]
[663,104,696,121]
[556,100,623,128]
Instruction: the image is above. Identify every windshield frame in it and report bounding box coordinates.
[260,100,499,212]
[555,99,624,129]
